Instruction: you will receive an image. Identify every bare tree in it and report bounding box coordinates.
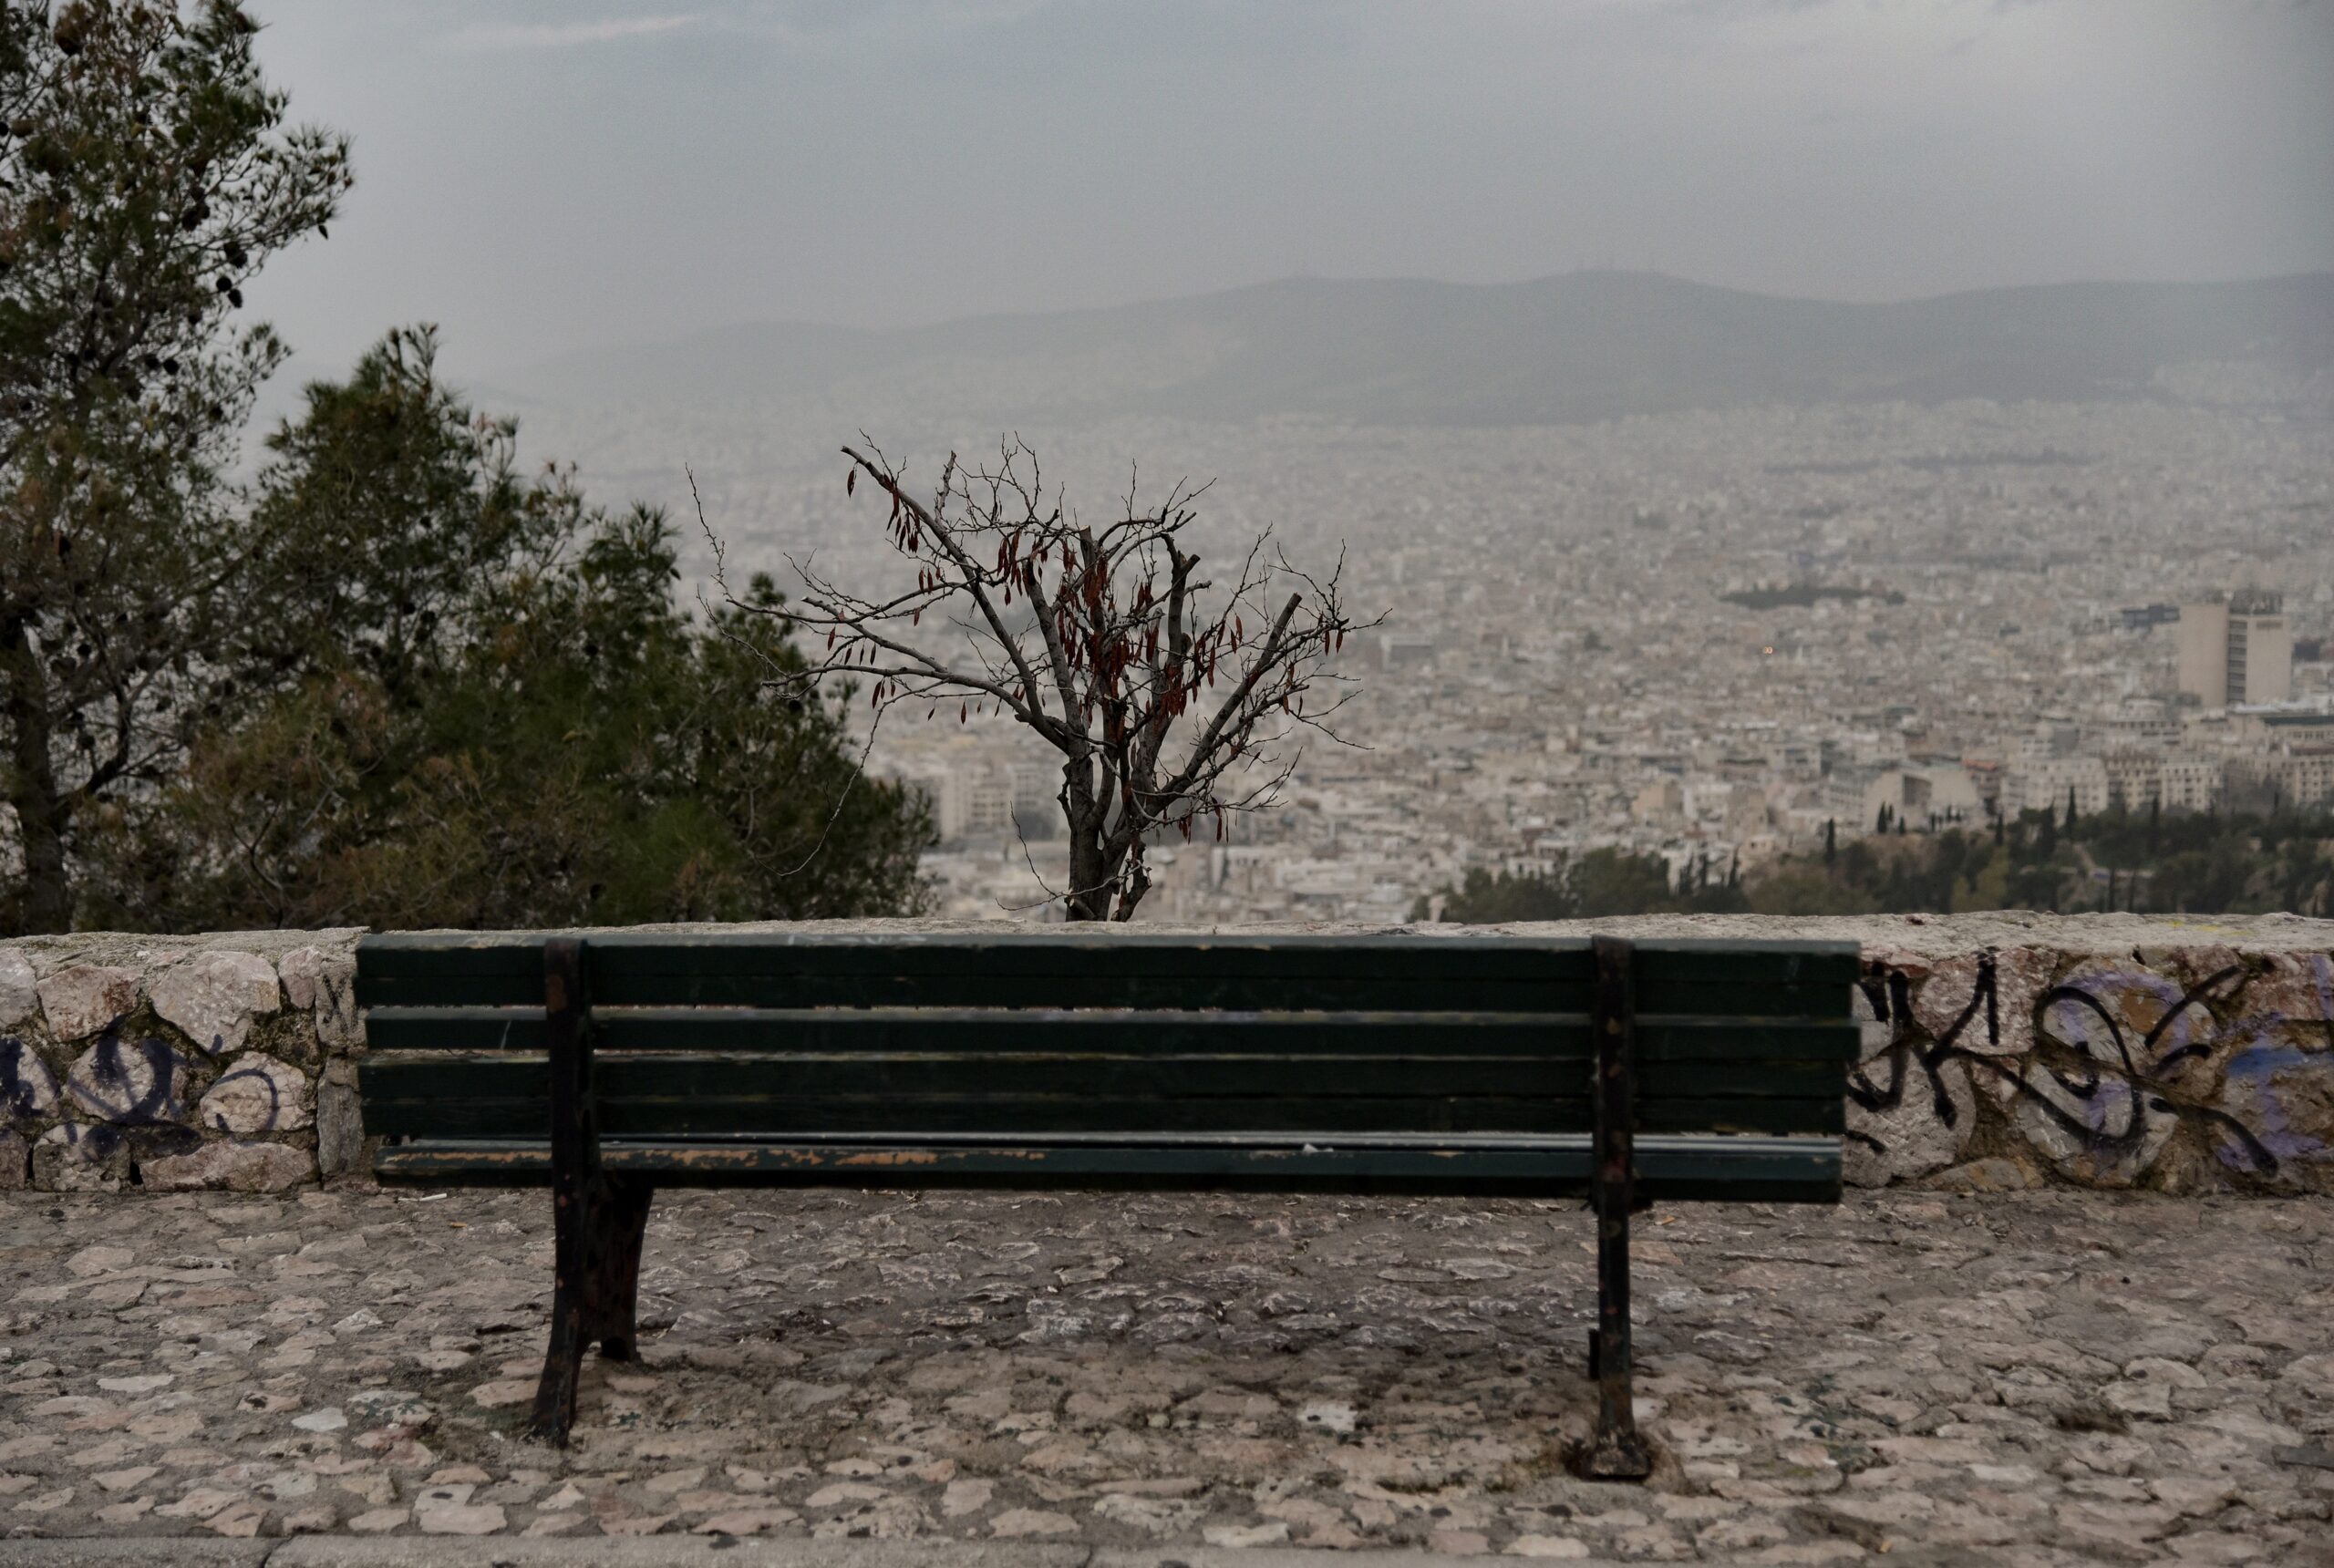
[710,438,1372,921]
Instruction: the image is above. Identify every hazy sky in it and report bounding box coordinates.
[247,0,2334,377]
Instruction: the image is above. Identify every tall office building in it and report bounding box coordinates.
[2176,590,2291,707]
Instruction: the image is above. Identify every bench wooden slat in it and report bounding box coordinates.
[357,931,1854,972]
[353,972,1602,1012]
[356,934,1596,986]
[354,934,1859,1011]
[361,1050,1843,1105]
[355,975,1848,1022]
[358,1008,1860,1061]
[360,1089,1842,1140]
[372,1131,1842,1202]
[355,975,1846,1016]
[356,977,1862,1015]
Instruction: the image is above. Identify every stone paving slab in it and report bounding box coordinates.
[3,1186,2331,1565]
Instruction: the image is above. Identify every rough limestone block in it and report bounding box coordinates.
[1,1037,60,1119]
[141,1139,315,1193]
[2215,1036,2332,1187]
[2037,958,2255,1181]
[149,950,282,1056]
[2012,1061,2179,1188]
[1845,965,1981,1187]
[1908,948,2051,1058]
[2235,952,2334,1044]
[1845,1055,1978,1188]
[127,1122,204,1165]
[1922,1157,2040,1193]
[315,1078,365,1178]
[196,1054,314,1135]
[2150,944,2247,999]
[280,945,361,1049]
[36,965,142,1041]
[34,1123,129,1191]
[1864,945,1933,984]
[2040,959,2215,1074]
[65,1037,193,1126]
[0,1127,27,1189]
[0,950,36,1028]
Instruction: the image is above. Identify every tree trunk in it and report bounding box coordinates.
[1059,755,1110,923]
[2,619,73,933]
[1064,824,1112,923]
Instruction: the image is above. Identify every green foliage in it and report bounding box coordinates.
[0,9,930,934]
[1746,807,2333,917]
[82,331,933,930]
[1415,866,1574,923]
[1419,807,2334,923]
[1417,846,1748,923]
[1,1,349,931]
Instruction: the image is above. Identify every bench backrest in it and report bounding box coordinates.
[356,932,1855,1157]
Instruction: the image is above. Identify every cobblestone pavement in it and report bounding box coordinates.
[3,1186,2330,1565]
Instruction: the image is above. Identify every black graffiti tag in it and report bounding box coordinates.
[0,1037,54,1120]
[67,1030,190,1127]
[1847,954,2279,1177]
[201,1060,285,1132]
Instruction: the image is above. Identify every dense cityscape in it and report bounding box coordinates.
[519,390,2334,921]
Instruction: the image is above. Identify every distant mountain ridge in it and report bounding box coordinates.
[486,271,2334,428]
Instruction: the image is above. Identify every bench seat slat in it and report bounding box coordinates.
[359,1010,1861,1058]
[354,974,1603,1012]
[356,934,1599,996]
[372,1132,1842,1202]
[356,975,1847,1016]
[362,1091,1842,1139]
[360,1051,1843,1103]
[357,932,1854,974]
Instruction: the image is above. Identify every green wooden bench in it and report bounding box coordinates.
[354,931,1856,1476]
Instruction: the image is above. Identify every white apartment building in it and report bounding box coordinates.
[2093,699,2181,752]
[2103,748,2224,811]
[2281,748,2334,809]
[1826,763,1983,830]
[898,767,1017,842]
[2005,754,2111,819]
[2154,754,2226,812]
[2231,747,2334,810]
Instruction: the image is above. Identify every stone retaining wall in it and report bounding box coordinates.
[0,929,363,1194]
[3,913,2330,1195]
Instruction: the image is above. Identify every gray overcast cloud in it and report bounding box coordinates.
[246,0,2334,377]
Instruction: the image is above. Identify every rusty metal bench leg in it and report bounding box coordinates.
[593,1177,655,1362]
[531,1173,650,1436]
[1584,935,1653,1480]
[531,1265,586,1445]
[529,938,596,1446]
